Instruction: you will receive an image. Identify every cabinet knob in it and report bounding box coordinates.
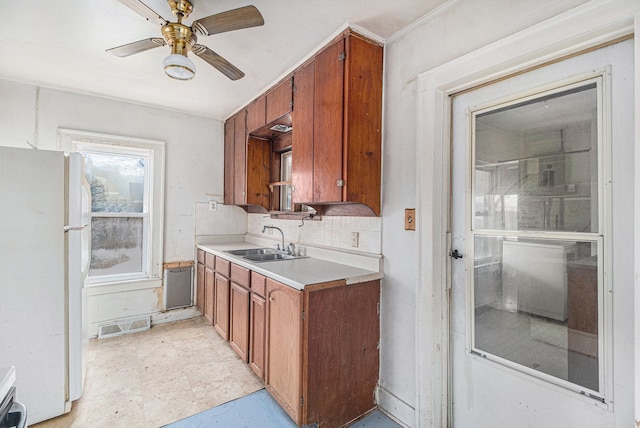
[337,179,344,187]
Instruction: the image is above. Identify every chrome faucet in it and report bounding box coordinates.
[262,225,285,252]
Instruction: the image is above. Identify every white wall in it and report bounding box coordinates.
[0,79,223,333]
[377,0,625,425]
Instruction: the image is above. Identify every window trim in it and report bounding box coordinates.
[57,129,165,286]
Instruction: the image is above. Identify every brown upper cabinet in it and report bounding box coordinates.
[266,77,294,125]
[246,96,266,134]
[224,108,271,211]
[224,110,247,205]
[292,32,383,215]
[224,29,382,216]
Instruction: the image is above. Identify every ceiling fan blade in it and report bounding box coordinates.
[106,38,166,57]
[116,0,168,25]
[192,45,245,80]
[192,5,264,36]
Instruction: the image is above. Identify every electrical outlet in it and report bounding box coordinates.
[208,200,217,212]
[267,225,273,235]
[351,232,359,248]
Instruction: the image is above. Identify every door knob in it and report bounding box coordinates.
[449,249,463,259]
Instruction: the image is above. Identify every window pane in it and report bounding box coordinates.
[84,152,145,213]
[280,151,292,211]
[474,84,598,232]
[474,235,599,392]
[90,217,143,276]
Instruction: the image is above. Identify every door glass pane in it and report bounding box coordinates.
[474,84,598,232]
[84,152,145,213]
[90,217,143,276]
[473,235,599,392]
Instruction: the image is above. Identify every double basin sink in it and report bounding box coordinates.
[225,248,304,263]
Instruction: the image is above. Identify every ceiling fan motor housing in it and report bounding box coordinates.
[161,22,196,55]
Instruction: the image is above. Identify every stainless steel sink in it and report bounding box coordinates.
[243,253,297,262]
[225,248,276,256]
[225,248,305,263]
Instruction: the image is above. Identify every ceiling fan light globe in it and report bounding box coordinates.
[162,54,196,80]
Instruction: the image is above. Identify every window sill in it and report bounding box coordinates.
[86,277,162,296]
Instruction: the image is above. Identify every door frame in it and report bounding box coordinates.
[414,3,639,427]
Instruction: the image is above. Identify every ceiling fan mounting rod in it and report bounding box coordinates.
[168,0,193,21]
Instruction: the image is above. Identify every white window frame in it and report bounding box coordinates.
[57,129,165,286]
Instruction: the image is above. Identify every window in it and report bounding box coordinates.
[280,151,292,211]
[470,80,605,398]
[81,148,149,280]
[58,129,165,286]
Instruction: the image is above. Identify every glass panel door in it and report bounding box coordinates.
[469,79,604,398]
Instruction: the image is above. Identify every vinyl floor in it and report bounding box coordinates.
[31,317,402,428]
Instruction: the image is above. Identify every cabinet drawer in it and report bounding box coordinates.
[231,263,250,288]
[215,257,231,277]
[205,252,215,270]
[197,249,205,264]
[251,271,266,297]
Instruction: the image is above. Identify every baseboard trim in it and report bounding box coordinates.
[376,386,414,427]
[151,307,202,325]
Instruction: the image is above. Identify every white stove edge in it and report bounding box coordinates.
[0,366,16,402]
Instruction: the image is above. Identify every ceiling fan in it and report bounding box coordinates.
[107,0,264,81]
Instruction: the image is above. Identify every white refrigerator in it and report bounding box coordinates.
[0,146,90,424]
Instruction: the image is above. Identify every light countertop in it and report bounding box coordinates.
[197,241,382,290]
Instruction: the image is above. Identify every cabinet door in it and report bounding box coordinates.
[291,60,315,204]
[313,38,345,203]
[266,77,293,124]
[196,263,205,315]
[247,96,266,133]
[249,293,266,379]
[223,118,235,205]
[245,137,271,209]
[233,110,247,204]
[214,273,230,340]
[230,282,250,362]
[204,267,215,325]
[265,279,303,425]
[342,34,383,215]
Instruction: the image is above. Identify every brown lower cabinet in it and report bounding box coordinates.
[203,252,215,325]
[196,262,205,315]
[266,278,380,427]
[249,272,267,379]
[197,250,380,428]
[213,272,230,340]
[229,263,251,361]
[196,249,205,315]
[203,267,215,325]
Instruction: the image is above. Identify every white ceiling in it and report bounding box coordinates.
[0,0,446,120]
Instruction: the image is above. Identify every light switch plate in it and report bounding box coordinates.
[405,209,416,230]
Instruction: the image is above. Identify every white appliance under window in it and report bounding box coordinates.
[502,240,576,321]
[0,147,90,424]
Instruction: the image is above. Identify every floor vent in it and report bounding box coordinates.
[98,315,151,339]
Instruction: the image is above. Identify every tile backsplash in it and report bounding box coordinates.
[247,213,382,254]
